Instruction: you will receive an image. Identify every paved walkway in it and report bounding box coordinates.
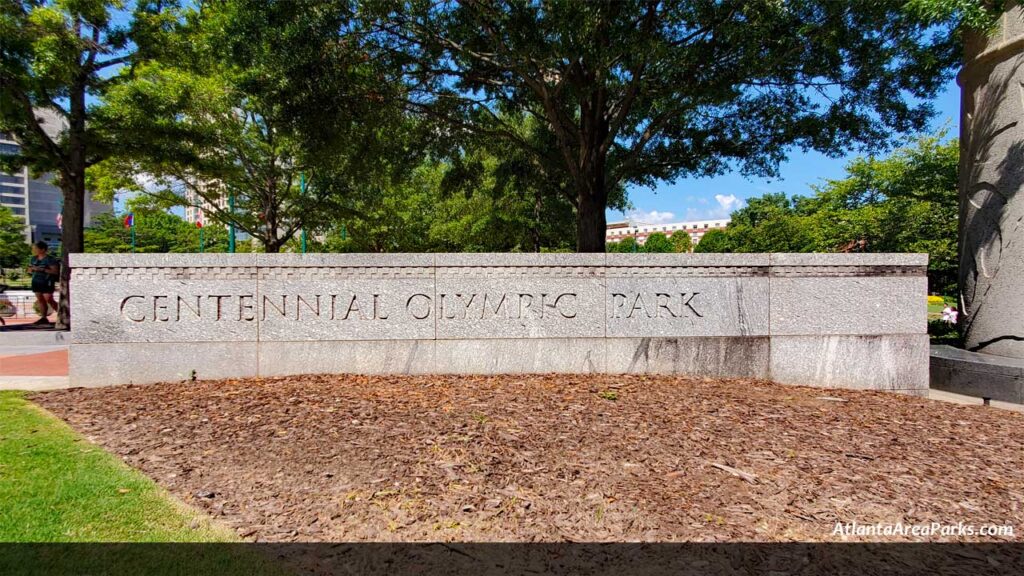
[0,349,68,376]
[0,325,70,390]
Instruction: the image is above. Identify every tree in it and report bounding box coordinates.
[436,113,580,252]
[320,151,578,253]
[0,207,28,268]
[371,1,963,251]
[693,134,958,292]
[1,0,179,327]
[693,229,731,253]
[607,236,639,253]
[88,0,410,253]
[84,210,229,254]
[670,230,693,253]
[722,194,816,252]
[805,134,959,292]
[642,232,674,253]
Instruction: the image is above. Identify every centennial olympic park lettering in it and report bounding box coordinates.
[116,291,705,323]
[70,253,928,390]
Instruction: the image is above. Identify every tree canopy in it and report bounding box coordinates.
[1,0,181,326]
[86,0,413,252]
[670,230,693,253]
[693,228,731,253]
[0,207,28,268]
[361,0,964,250]
[84,209,230,254]
[694,134,959,292]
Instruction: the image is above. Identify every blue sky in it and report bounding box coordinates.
[612,79,961,225]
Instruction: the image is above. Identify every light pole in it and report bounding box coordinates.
[228,192,236,253]
[300,172,307,254]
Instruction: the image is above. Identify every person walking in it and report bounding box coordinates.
[27,241,59,325]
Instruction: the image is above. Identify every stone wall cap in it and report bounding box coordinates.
[70,253,259,267]
[70,252,929,269]
[769,253,928,266]
[606,253,769,267]
[434,253,607,267]
[256,253,435,267]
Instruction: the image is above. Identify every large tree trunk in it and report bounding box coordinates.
[57,179,84,330]
[57,81,88,330]
[574,108,610,252]
[576,186,607,253]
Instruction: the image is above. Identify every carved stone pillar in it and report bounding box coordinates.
[959,4,1024,359]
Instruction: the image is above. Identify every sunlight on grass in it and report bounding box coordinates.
[0,391,233,542]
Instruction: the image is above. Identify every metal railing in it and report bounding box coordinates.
[0,292,61,319]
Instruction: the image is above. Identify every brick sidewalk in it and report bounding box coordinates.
[0,349,68,377]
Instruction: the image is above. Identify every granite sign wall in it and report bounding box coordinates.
[69,253,928,393]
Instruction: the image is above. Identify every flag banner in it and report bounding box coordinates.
[56,213,62,231]
[123,213,134,229]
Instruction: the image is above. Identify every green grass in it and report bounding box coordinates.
[0,391,236,542]
[927,297,956,318]
[0,276,31,289]
[0,391,290,574]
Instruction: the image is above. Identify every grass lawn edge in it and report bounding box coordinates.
[0,390,239,543]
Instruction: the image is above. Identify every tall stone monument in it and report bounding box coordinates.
[959,3,1024,359]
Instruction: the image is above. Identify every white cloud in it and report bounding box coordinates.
[626,209,676,225]
[620,194,745,226]
[714,193,744,215]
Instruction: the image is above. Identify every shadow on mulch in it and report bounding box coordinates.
[31,374,1024,544]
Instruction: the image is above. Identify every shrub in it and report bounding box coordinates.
[928,318,959,345]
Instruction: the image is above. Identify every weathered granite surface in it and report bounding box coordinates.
[959,4,1024,359]
[72,270,259,344]
[769,276,926,336]
[70,342,258,387]
[605,337,770,378]
[434,272,606,340]
[257,271,435,341]
[434,338,605,374]
[259,340,434,377]
[69,253,928,390]
[770,335,929,391]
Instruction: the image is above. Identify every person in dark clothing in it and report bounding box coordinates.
[27,241,59,325]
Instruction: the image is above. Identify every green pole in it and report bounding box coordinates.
[131,219,136,254]
[228,193,236,253]
[199,226,204,253]
[300,172,307,253]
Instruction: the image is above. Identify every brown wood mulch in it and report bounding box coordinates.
[31,374,1024,542]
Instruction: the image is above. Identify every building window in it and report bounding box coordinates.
[7,206,25,215]
[0,143,21,156]
[0,174,22,184]
[0,184,24,195]
[1,194,24,204]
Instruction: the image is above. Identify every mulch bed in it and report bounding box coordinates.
[31,375,1024,542]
